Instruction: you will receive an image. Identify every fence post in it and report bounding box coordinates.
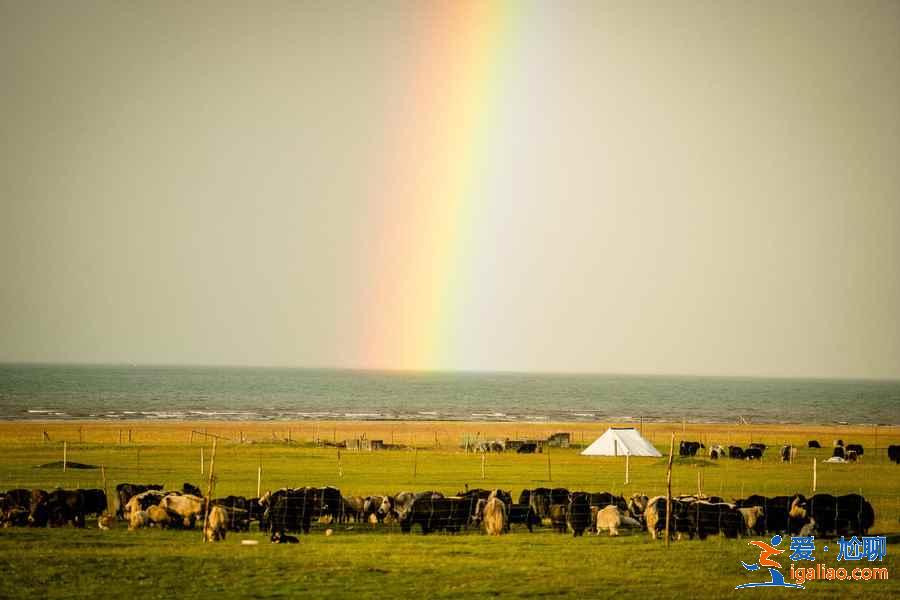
[812,458,817,492]
[665,433,675,549]
[202,438,217,542]
[873,425,878,462]
[625,453,630,485]
[546,444,552,482]
[201,447,204,475]
[257,461,262,498]
[63,441,67,473]
[481,453,486,480]
[101,465,109,513]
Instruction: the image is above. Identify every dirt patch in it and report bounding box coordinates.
[35,461,99,469]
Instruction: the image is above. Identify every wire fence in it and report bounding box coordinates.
[2,422,898,535]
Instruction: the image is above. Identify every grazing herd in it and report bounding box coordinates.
[0,487,108,528]
[0,481,881,544]
[680,440,770,460]
[634,492,875,541]
[0,482,260,543]
[830,440,866,462]
[0,438,890,542]
[680,439,873,464]
[251,485,878,542]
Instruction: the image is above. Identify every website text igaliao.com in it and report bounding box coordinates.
[790,563,889,584]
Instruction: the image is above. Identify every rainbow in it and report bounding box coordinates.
[360,2,524,371]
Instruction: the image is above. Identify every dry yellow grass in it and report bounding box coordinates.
[1,419,897,599]
[3,419,896,449]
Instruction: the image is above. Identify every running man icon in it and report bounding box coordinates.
[735,535,805,590]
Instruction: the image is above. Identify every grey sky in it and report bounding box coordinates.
[1,1,898,378]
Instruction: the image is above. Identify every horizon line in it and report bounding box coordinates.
[2,360,899,383]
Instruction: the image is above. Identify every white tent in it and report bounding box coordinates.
[580,427,662,457]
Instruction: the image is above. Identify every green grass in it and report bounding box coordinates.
[1,439,899,598]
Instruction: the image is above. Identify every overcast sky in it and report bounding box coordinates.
[1,1,898,378]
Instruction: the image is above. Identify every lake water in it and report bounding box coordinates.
[0,364,897,424]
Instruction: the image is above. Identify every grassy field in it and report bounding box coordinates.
[1,421,898,599]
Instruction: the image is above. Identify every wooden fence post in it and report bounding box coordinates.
[665,433,675,549]
[873,425,878,461]
[625,453,630,485]
[101,465,109,513]
[202,438,217,542]
[63,441,67,473]
[546,444,552,482]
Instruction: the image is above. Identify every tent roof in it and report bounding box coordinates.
[580,427,662,457]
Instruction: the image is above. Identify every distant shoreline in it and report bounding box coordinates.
[0,417,898,427]
[3,361,899,382]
